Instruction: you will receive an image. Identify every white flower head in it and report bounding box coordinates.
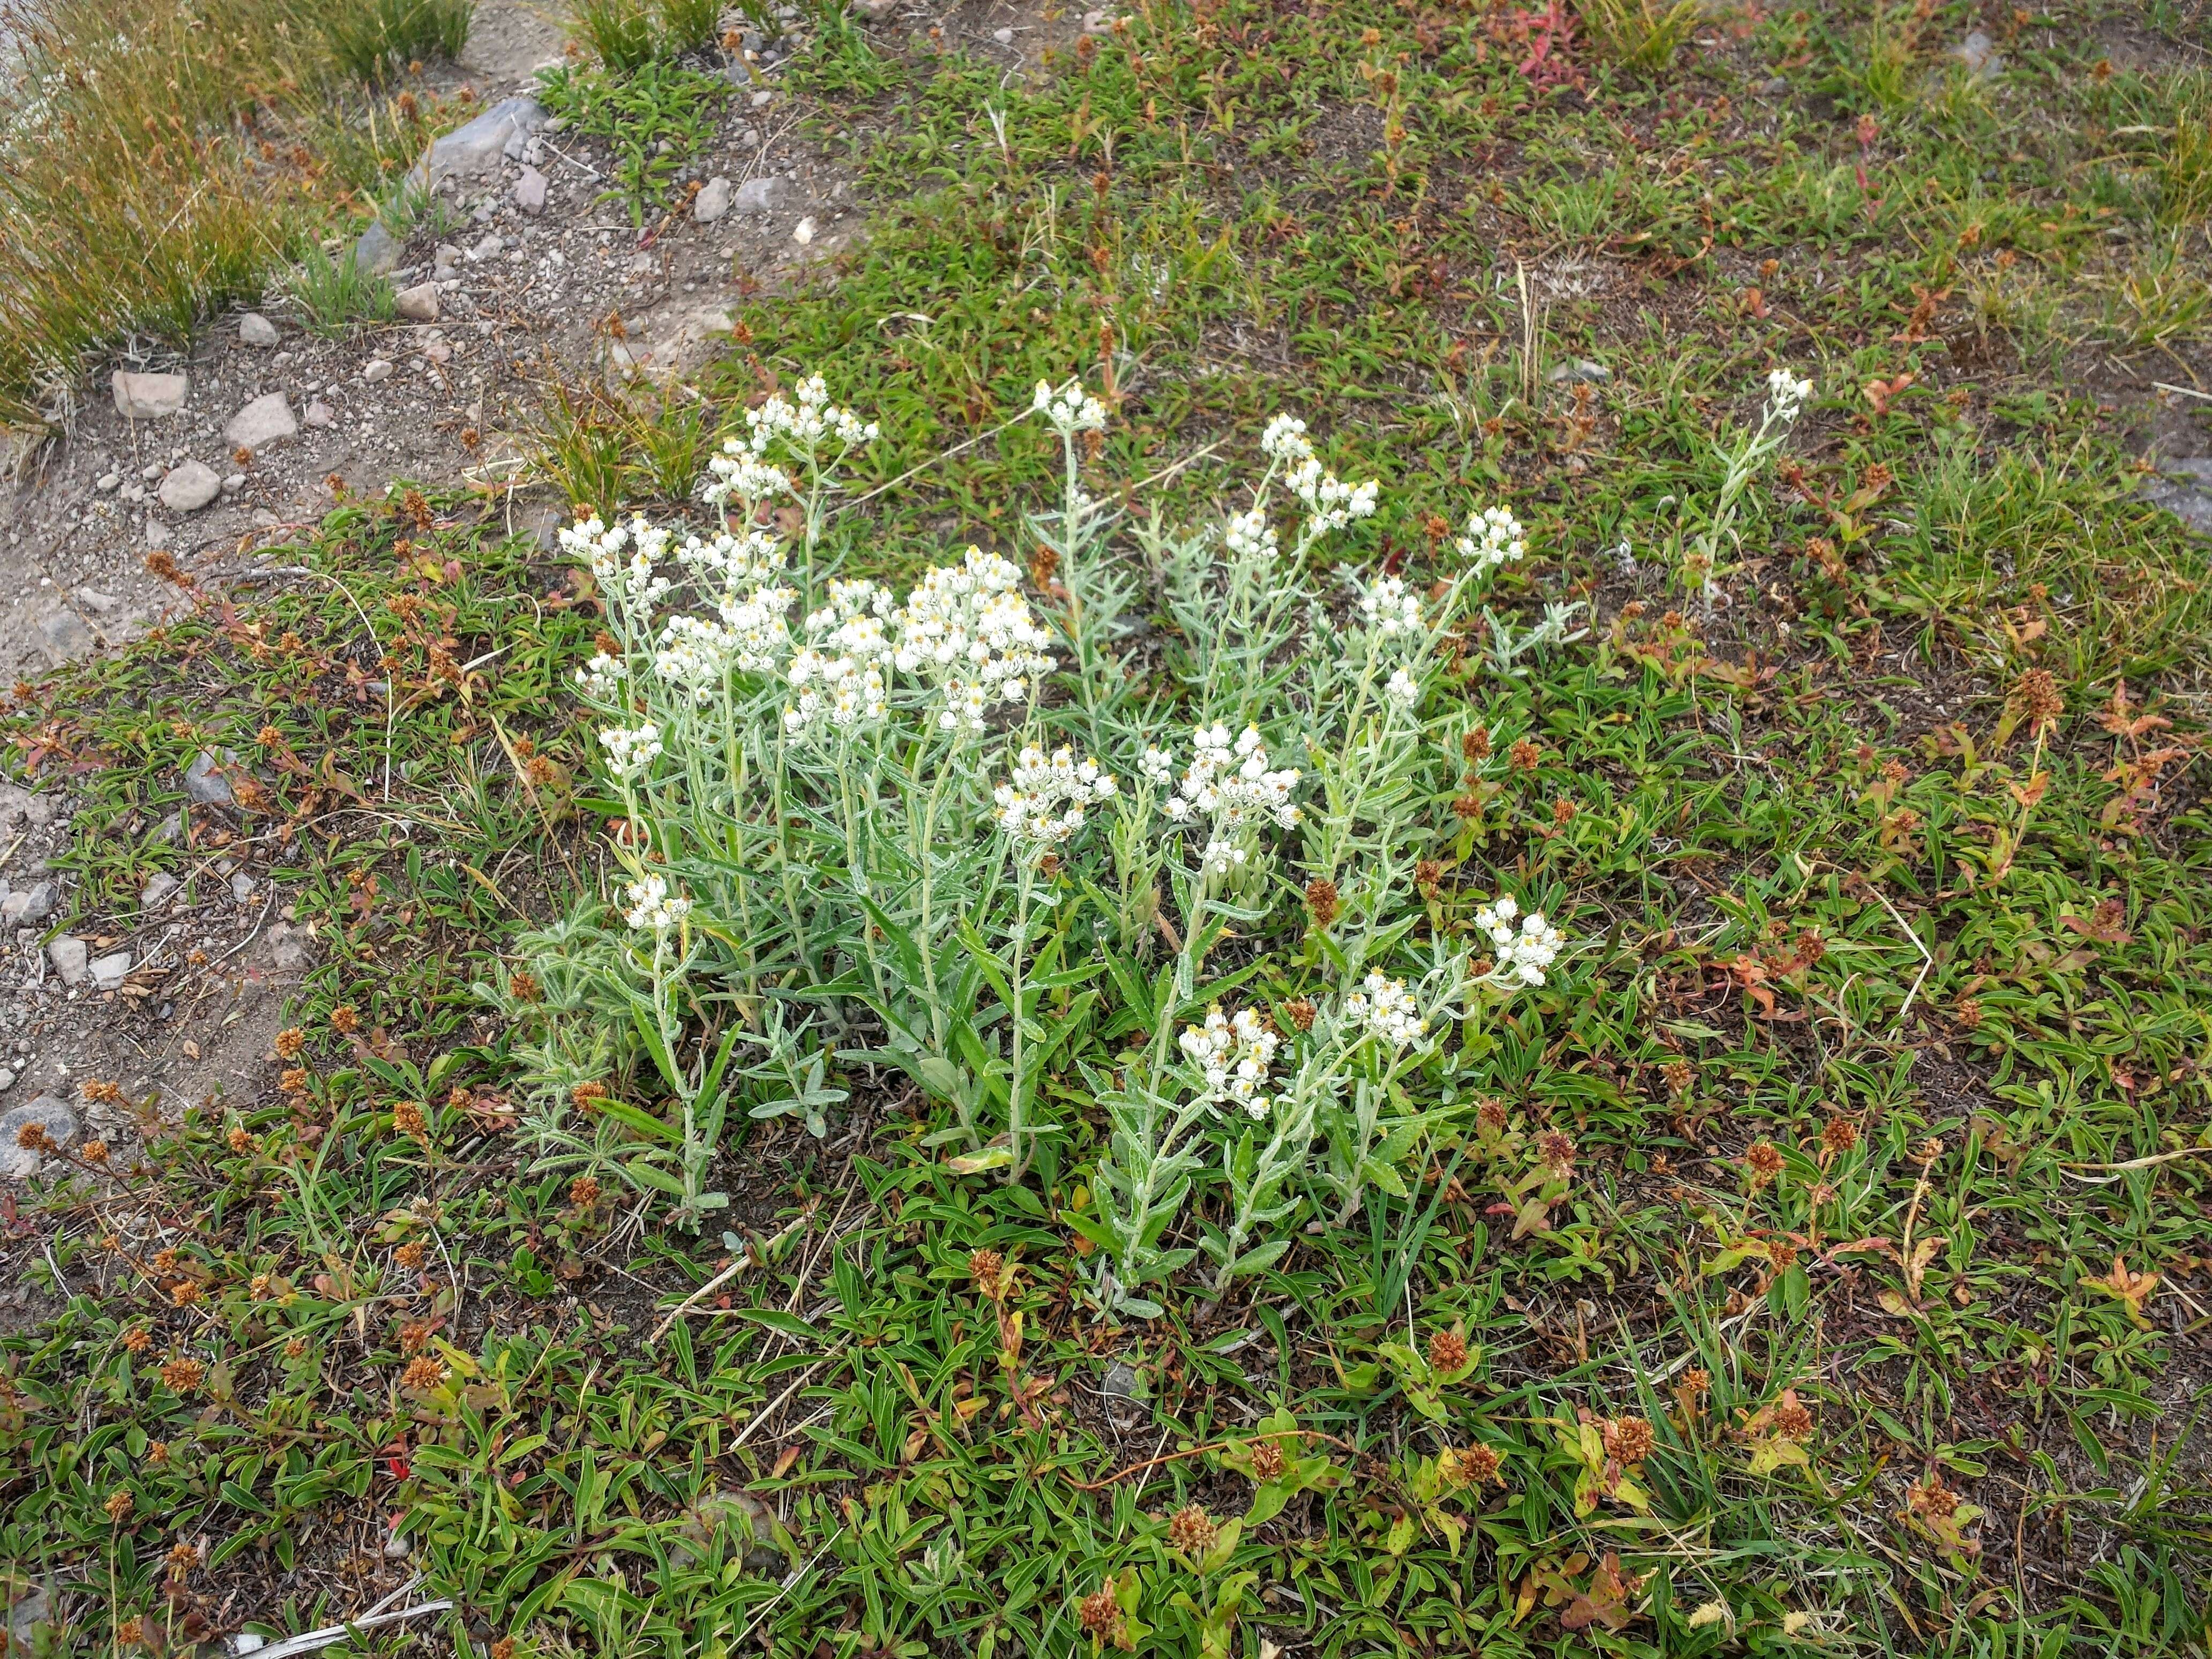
[890,547,1056,731]
[623,873,691,933]
[1385,667,1419,706]
[1260,413,1313,466]
[1032,376,1107,437]
[700,447,794,512]
[598,723,663,780]
[1342,970,1429,1048]
[782,648,886,737]
[653,613,740,704]
[1138,745,1175,787]
[1475,895,1565,989]
[743,375,879,461]
[1455,504,1527,574]
[561,513,671,615]
[1290,457,1379,541]
[992,744,1119,860]
[575,651,626,700]
[1766,368,1814,422]
[1177,1004,1280,1118]
[1360,575,1424,639]
[1225,507,1277,561]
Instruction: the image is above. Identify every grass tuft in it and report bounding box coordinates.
[327,0,476,85]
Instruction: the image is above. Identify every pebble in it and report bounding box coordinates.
[90,952,132,992]
[1082,9,1118,33]
[158,460,221,513]
[0,1071,13,1093]
[141,462,164,481]
[141,871,181,909]
[469,233,505,262]
[225,391,298,450]
[1953,29,2001,77]
[46,935,88,987]
[222,473,247,494]
[230,872,258,903]
[733,175,787,214]
[183,748,239,805]
[793,216,816,244]
[395,282,441,323]
[992,26,1013,42]
[1102,1360,1145,1429]
[0,881,57,926]
[515,166,548,214]
[113,370,189,419]
[304,400,336,428]
[750,89,773,108]
[694,176,733,222]
[37,610,94,664]
[239,312,280,347]
[0,1098,78,1178]
[1547,358,1610,385]
[145,519,173,550]
[363,360,395,384]
[77,587,116,612]
[96,471,120,491]
[355,220,401,275]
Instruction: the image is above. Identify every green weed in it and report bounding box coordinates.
[287,241,399,335]
[536,61,731,224]
[326,0,475,85]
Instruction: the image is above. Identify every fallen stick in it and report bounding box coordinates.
[240,1600,453,1659]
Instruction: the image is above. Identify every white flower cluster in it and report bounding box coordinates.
[1032,377,1107,435]
[1138,745,1175,786]
[1359,576,1423,638]
[623,873,691,933]
[1162,724,1303,874]
[599,723,663,779]
[576,651,626,700]
[701,376,877,510]
[677,528,787,588]
[700,450,793,513]
[712,582,799,674]
[654,613,742,703]
[1225,507,1277,561]
[562,514,672,613]
[890,548,1057,731]
[1474,894,1565,988]
[1177,1005,1280,1119]
[1343,971,1428,1048]
[1766,368,1814,422]
[1260,414,1378,541]
[1455,505,1527,574]
[783,649,886,735]
[992,745,1118,857]
[1385,668,1420,707]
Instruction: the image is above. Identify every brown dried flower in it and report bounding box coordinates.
[1603,1415,1656,1465]
[1771,1394,1815,1441]
[123,1327,153,1354]
[331,1004,360,1034]
[146,1441,170,1466]
[81,1139,109,1164]
[1682,1367,1710,1393]
[395,1242,428,1271]
[1745,1140,1784,1182]
[273,1027,306,1060]
[1462,726,1491,761]
[1246,1439,1286,1482]
[1304,878,1340,928]
[2011,668,2063,734]
[401,1355,449,1392]
[1536,1129,1576,1172]
[1441,1442,1501,1486]
[168,1281,202,1309]
[1165,1504,1217,1557]
[510,969,543,1003]
[1508,737,1542,772]
[1661,1058,1693,1095]
[1282,997,1316,1032]
[159,1357,205,1393]
[1077,1586,1122,1640]
[392,1101,428,1141]
[1427,1328,1468,1373]
[569,1175,601,1209]
[106,1489,135,1522]
[1476,1098,1509,1134]
[1820,1117,1860,1157]
[968,1247,1006,1299]
[165,1540,198,1575]
[1907,1472,1960,1519]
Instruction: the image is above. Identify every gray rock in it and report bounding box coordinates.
[992,26,1013,43]
[469,232,505,262]
[265,922,312,973]
[1548,358,1610,385]
[141,871,181,909]
[222,473,248,494]
[159,460,222,513]
[853,0,895,17]
[694,176,733,221]
[732,175,787,215]
[1,881,58,926]
[515,166,548,214]
[4,1584,52,1650]
[2142,461,2212,537]
[145,519,173,550]
[0,782,55,827]
[0,1098,77,1176]
[1102,1359,1145,1428]
[229,872,258,903]
[363,358,394,384]
[76,587,117,613]
[239,311,281,347]
[671,1489,783,1574]
[183,748,239,805]
[416,97,548,188]
[0,1072,13,1093]
[46,935,87,987]
[1760,74,1789,94]
[89,951,132,991]
[152,811,182,843]
[304,399,337,429]
[395,282,441,323]
[1082,9,1118,34]
[1953,29,2001,77]
[37,609,94,665]
[96,470,121,491]
[225,392,298,451]
[113,370,189,419]
[356,220,402,276]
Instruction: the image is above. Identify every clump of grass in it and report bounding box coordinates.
[1577,0,1701,71]
[327,0,476,85]
[289,242,399,335]
[567,0,727,72]
[535,60,730,225]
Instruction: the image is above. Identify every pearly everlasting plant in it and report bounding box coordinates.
[503,369,1579,1307]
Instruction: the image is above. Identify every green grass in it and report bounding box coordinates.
[328,0,477,85]
[4,0,2212,1655]
[536,61,733,225]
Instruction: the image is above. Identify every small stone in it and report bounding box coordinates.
[226,391,298,450]
[355,221,402,276]
[733,175,787,214]
[46,936,88,987]
[1759,75,1789,94]
[0,784,55,828]
[183,748,239,805]
[0,882,58,926]
[417,96,548,187]
[992,26,1013,42]
[90,952,132,991]
[229,872,258,902]
[76,587,117,612]
[694,176,733,222]
[469,233,505,262]
[95,471,121,491]
[266,922,312,973]
[36,610,94,665]
[141,871,181,909]
[145,519,173,550]
[854,0,894,16]
[515,167,548,214]
[239,312,280,347]
[141,462,165,481]
[1082,9,1118,34]
[363,359,395,384]
[0,1072,13,1093]
[0,1098,77,1178]
[1547,358,1610,384]
[158,460,221,513]
[304,400,336,428]
[152,811,182,843]
[113,370,189,420]
[222,473,247,494]
[1102,1360,1145,1429]
[395,282,441,323]
[793,216,816,244]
